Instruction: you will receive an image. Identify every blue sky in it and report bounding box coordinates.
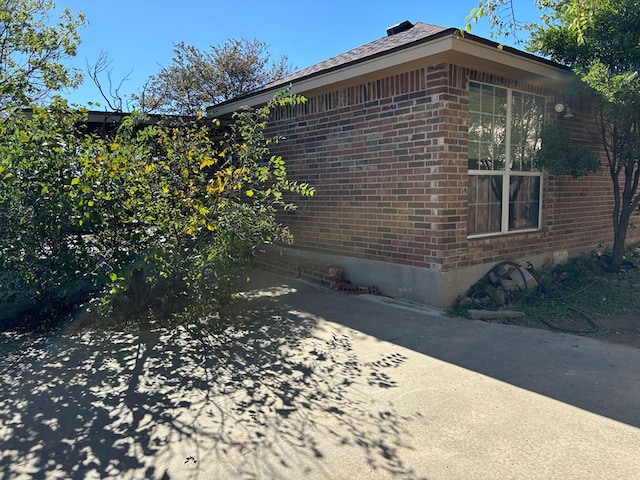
[55,0,541,109]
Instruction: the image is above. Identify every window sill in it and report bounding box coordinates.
[467,228,542,240]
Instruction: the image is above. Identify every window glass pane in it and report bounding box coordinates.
[511,91,544,172]
[468,175,503,235]
[481,86,494,116]
[468,83,507,171]
[469,82,481,111]
[480,113,493,169]
[508,176,540,230]
[468,110,480,169]
[468,156,479,170]
[495,87,507,116]
[493,114,506,170]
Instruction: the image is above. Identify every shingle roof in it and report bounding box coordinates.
[274,22,450,86]
[228,22,452,103]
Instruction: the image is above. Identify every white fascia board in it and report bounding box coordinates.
[207,33,569,117]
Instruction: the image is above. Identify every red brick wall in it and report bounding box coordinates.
[265,61,631,276]
[252,248,341,287]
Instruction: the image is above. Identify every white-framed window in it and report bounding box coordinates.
[467,81,545,237]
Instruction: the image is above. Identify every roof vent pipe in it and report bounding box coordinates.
[386,20,414,36]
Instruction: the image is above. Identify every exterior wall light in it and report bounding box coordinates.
[554,102,574,118]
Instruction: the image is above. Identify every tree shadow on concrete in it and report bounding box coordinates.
[0,283,426,479]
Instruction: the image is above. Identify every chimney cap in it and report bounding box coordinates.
[386,20,414,36]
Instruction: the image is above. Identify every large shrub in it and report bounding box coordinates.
[0,95,313,326]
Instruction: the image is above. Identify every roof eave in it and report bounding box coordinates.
[206,30,572,118]
[451,32,572,79]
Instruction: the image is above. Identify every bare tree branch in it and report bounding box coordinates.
[86,51,133,112]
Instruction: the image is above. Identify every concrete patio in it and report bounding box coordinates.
[1,268,639,479]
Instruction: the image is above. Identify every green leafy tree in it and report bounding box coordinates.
[467,0,640,271]
[0,0,85,114]
[133,39,292,116]
[464,1,597,42]
[0,94,313,325]
[528,0,640,271]
[535,125,600,179]
[0,100,96,322]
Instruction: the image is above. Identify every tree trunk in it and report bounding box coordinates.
[610,204,632,272]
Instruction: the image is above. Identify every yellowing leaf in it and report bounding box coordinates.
[71,177,80,185]
[200,157,216,169]
[245,190,254,197]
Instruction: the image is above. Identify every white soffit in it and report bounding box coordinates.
[451,35,570,81]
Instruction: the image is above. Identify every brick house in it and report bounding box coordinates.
[207,21,636,308]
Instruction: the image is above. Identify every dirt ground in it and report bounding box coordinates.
[537,310,640,349]
[583,311,640,349]
[462,308,640,349]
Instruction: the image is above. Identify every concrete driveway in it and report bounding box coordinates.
[1,268,639,479]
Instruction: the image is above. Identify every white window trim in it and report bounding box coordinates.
[467,82,545,239]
